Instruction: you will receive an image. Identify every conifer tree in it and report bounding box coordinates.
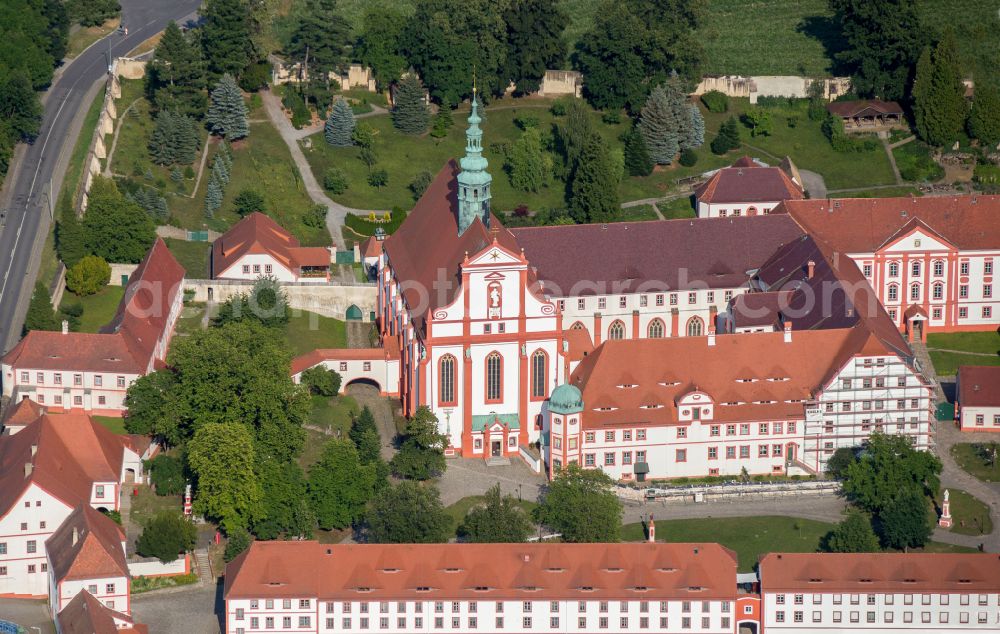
[507,127,546,192]
[912,31,966,147]
[683,104,705,150]
[206,74,250,140]
[148,21,207,118]
[968,82,1000,148]
[212,155,230,186]
[176,115,201,164]
[569,131,620,223]
[201,0,255,79]
[55,203,87,267]
[638,79,688,164]
[24,281,59,334]
[392,74,430,135]
[710,116,741,155]
[324,99,355,147]
[149,110,177,166]
[623,127,653,176]
[205,175,224,218]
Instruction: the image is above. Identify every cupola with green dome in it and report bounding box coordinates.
[456,85,492,235]
[549,383,583,415]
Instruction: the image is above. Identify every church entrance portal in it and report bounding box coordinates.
[491,441,502,457]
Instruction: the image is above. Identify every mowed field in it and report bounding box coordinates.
[320,0,999,81]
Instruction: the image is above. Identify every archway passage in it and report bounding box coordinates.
[345,377,382,392]
[738,623,758,634]
[346,304,364,320]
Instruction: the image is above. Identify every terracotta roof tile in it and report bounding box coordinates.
[511,215,805,296]
[46,505,128,582]
[212,212,330,276]
[694,157,803,204]
[58,590,142,634]
[780,195,1000,252]
[825,99,903,118]
[958,365,1000,407]
[225,542,738,601]
[1,398,46,429]
[760,552,1000,592]
[290,345,401,376]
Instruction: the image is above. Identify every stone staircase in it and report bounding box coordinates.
[486,456,511,467]
[193,548,213,583]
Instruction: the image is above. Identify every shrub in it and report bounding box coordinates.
[232,189,266,216]
[301,366,342,396]
[323,167,349,194]
[549,99,568,116]
[601,111,621,124]
[513,204,530,217]
[409,171,433,199]
[514,114,540,130]
[678,148,698,167]
[302,204,327,229]
[100,509,123,525]
[136,512,197,563]
[66,255,111,296]
[149,454,185,496]
[368,169,389,189]
[344,208,407,236]
[282,86,311,129]
[700,91,729,113]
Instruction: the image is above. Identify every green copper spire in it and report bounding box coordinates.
[456,86,492,235]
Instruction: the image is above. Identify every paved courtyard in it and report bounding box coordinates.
[131,581,223,634]
[0,598,55,634]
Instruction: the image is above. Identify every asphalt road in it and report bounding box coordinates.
[0,0,203,355]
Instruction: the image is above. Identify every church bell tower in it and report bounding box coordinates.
[456,84,492,235]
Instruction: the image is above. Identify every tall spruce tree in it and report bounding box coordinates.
[968,82,1000,148]
[391,74,430,135]
[569,131,620,223]
[638,81,687,164]
[55,202,87,267]
[324,99,355,147]
[287,0,351,80]
[501,0,569,95]
[205,174,224,218]
[24,281,59,334]
[912,31,967,147]
[206,74,249,140]
[507,127,547,192]
[147,21,206,118]
[149,110,177,165]
[201,0,255,78]
[710,116,741,155]
[623,127,653,176]
[683,103,705,150]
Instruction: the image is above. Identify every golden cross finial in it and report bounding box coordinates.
[472,66,477,96]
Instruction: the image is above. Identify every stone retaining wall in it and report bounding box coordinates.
[183,279,378,321]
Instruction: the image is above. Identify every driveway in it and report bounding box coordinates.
[0,598,55,633]
[345,383,399,461]
[131,581,223,634]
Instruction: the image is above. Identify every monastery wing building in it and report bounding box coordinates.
[361,97,1000,481]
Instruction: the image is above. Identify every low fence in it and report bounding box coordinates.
[618,480,840,503]
[128,552,190,577]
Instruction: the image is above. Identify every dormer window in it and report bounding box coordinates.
[416,587,431,592]
[579,586,594,592]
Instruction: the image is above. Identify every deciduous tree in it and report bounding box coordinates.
[534,462,622,542]
[842,432,941,513]
[308,439,377,529]
[507,126,547,192]
[501,0,568,95]
[364,481,451,543]
[355,9,407,90]
[189,421,262,533]
[136,512,197,563]
[252,457,314,540]
[65,255,111,296]
[877,487,933,550]
[301,367,342,396]
[82,177,156,263]
[390,406,447,480]
[824,511,880,553]
[148,455,185,496]
[459,484,532,542]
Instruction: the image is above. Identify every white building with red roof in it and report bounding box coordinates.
[57,588,147,634]
[779,195,1000,341]
[956,365,1000,432]
[1,238,185,415]
[694,156,803,219]
[0,411,142,597]
[211,212,332,283]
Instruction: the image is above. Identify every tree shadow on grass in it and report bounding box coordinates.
[796,15,850,76]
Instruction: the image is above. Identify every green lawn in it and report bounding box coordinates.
[617,205,661,222]
[835,186,923,198]
[93,415,126,434]
[309,394,359,436]
[282,311,348,357]
[66,18,119,60]
[928,489,993,537]
[297,427,330,470]
[951,443,1000,483]
[927,331,1000,376]
[657,196,698,219]
[110,80,327,246]
[164,238,211,278]
[174,303,207,335]
[129,484,183,528]
[62,285,126,333]
[444,495,538,538]
[620,515,978,571]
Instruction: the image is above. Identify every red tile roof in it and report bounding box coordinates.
[511,215,805,295]
[569,323,895,428]
[290,345,402,376]
[563,327,594,362]
[3,239,184,375]
[729,291,790,328]
[58,590,145,634]
[1,398,46,429]
[760,552,1000,593]
[826,99,903,118]
[225,541,738,601]
[359,236,383,259]
[212,212,330,277]
[0,413,126,521]
[779,195,1000,252]
[694,157,803,205]
[382,162,521,337]
[958,365,1000,407]
[47,505,128,583]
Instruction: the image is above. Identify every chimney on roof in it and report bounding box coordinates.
[30,444,37,457]
[707,326,716,346]
[62,320,69,335]
[807,260,815,280]
[648,514,656,543]
[783,320,792,343]
[24,463,32,478]
[72,527,79,547]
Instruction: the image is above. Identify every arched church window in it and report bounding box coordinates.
[531,350,547,398]
[647,319,665,338]
[686,317,704,337]
[439,355,456,405]
[570,321,586,330]
[608,320,625,340]
[486,352,502,401]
